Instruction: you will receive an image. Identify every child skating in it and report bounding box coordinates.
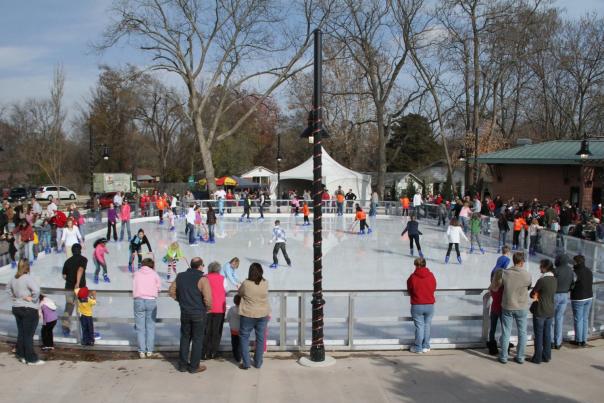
[167,208,176,231]
[401,214,423,257]
[445,218,468,264]
[93,238,110,284]
[270,220,291,268]
[354,205,372,235]
[129,229,153,272]
[469,213,485,254]
[302,202,310,226]
[163,241,184,281]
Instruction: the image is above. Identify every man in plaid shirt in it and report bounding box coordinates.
[270,220,291,269]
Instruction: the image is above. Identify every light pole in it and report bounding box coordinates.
[459,147,470,197]
[276,133,282,213]
[89,121,110,196]
[299,29,332,366]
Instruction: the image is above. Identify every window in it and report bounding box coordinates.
[59,187,68,191]
[47,187,57,191]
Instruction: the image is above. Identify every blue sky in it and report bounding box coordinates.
[1,0,603,123]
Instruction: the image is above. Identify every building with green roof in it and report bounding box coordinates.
[477,140,604,209]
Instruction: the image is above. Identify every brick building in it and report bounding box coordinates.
[477,140,604,209]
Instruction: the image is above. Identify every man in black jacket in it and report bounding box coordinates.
[169,257,212,373]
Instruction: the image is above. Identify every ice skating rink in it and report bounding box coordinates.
[0,214,543,291]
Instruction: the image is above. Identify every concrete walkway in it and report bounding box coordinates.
[1,341,603,403]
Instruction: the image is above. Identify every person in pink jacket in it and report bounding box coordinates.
[119,200,132,242]
[202,261,226,360]
[132,257,162,358]
[93,238,110,284]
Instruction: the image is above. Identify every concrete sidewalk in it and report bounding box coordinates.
[1,341,603,403]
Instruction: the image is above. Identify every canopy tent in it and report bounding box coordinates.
[269,147,372,200]
[198,176,237,187]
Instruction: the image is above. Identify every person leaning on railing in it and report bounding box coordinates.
[570,255,593,347]
[407,257,436,354]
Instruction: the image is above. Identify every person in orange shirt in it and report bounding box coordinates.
[354,204,372,235]
[512,213,528,250]
[302,202,310,226]
[156,195,167,224]
[335,186,345,216]
[401,196,410,216]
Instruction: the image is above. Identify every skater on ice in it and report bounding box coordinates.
[270,220,291,268]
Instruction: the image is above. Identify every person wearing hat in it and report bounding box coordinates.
[74,286,97,346]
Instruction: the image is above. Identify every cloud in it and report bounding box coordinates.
[0,46,48,70]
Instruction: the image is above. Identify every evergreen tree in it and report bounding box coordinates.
[387,114,443,172]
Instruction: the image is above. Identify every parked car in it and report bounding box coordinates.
[35,186,77,201]
[8,187,29,201]
[98,192,118,209]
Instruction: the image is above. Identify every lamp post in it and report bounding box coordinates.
[276,133,282,213]
[89,121,110,196]
[459,147,470,196]
[299,29,333,366]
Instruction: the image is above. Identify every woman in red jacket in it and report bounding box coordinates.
[407,257,436,354]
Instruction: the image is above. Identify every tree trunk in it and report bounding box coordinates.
[376,106,387,200]
[193,113,217,194]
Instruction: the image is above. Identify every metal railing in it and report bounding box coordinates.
[0,282,601,351]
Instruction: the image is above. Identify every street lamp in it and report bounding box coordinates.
[299,29,333,366]
[577,138,591,160]
[89,121,111,196]
[276,133,283,213]
[459,147,471,196]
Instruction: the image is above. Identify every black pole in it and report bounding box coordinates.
[310,28,325,363]
[89,122,94,197]
[277,134,281,213]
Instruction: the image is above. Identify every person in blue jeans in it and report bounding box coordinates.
[552,254,573,349]
[499,252,532,364]
[529,259,557,364]
[570,255,593,347]
[406,257,436,353]
[238,263,271,369]
[132,258,161,358]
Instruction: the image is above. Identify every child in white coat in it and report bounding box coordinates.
[445,218,468,264]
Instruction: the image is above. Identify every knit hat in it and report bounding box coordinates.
[77,287,89,299]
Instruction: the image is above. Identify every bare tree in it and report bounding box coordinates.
[98,0,331,193]
[326,0,422,198]
[135,78,187,188]
[10,66,67,185]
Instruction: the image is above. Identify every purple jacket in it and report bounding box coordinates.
[108,208,118,223]
[41,304,58,324]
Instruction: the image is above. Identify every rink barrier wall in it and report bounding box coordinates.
[0,201,603,351]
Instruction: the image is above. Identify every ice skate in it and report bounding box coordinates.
[103,274,111,283]
[457,256,463,264]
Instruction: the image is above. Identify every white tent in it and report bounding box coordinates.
[270,147,372,201]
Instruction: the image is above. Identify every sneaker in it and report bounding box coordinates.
[139,352,146,359]
[269,263,278,269]
[93,275,99,284]
[146,352,160,358]
[18,357,26,364]
[409,346,423,354]
[27,360,45,366]
[422,348,430,353]
[103,274,111,283]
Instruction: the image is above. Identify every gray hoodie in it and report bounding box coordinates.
[502,265,532,311]
[554,254,574,293]
[7,273,40,309]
